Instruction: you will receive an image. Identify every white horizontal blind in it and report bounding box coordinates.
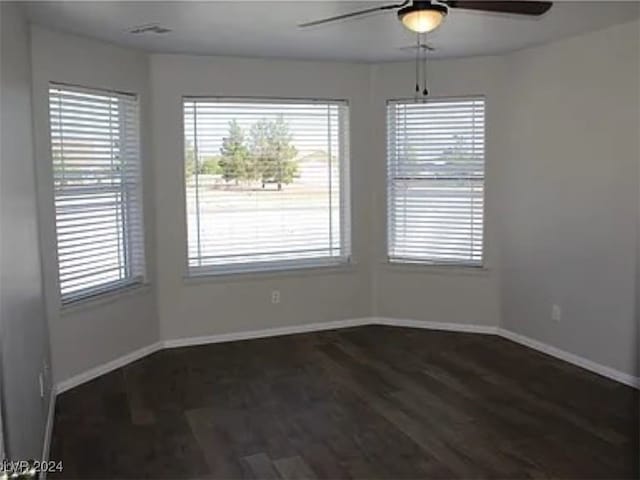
[183,98,350,274]
[49,84,145,303]
[387,97,485,266]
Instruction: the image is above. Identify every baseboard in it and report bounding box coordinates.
[54,317,638,393]
[55,318,372,392]
[373,317,499,335]
[161,317,497,350]
[374,319,638,389]
[39,388,56,479]
[497,328,639,389]
[162,317,372,349]
[55,341,163,394]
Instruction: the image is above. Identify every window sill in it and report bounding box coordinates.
[381,260,491,277]
[184,260,357,285]
[60,282,152,315]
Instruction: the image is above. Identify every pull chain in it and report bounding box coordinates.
[415,33,420,99]
[422,33,429,97]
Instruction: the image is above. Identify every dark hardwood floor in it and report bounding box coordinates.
[50,326,639,479]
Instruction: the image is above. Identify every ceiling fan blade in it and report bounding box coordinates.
[298,1,409,28]
[444,1,552,16]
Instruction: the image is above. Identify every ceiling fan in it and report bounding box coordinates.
[299,1,553,33]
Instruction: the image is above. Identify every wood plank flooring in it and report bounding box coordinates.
[49,326,639,479]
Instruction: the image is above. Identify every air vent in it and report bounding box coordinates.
[128,23,172,35]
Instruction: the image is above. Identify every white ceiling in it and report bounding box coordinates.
[25,1,640,62]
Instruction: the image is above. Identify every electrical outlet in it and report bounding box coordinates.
[551,304,562,322]
[271,290,280,304]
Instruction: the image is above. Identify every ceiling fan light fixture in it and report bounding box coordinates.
[398,2,448,33]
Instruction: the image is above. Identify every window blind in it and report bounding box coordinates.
[49,84,145,303]
[183,98,350,275]
[387,97,485,266]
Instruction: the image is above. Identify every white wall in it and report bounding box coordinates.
[24,19,639,387]
[0,3,52,459]
[30,26,159,384]
[147,52,522,338]
[499,20,640,376]
[369,56,506,327]
[150,55,373,341]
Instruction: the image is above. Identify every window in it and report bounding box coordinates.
[183,98,350,275]
[49,84,145,304]
[387,97,485,266]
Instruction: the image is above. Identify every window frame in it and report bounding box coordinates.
[385,95,487,268]
[180,95,352,278]
[48,82,147,306]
